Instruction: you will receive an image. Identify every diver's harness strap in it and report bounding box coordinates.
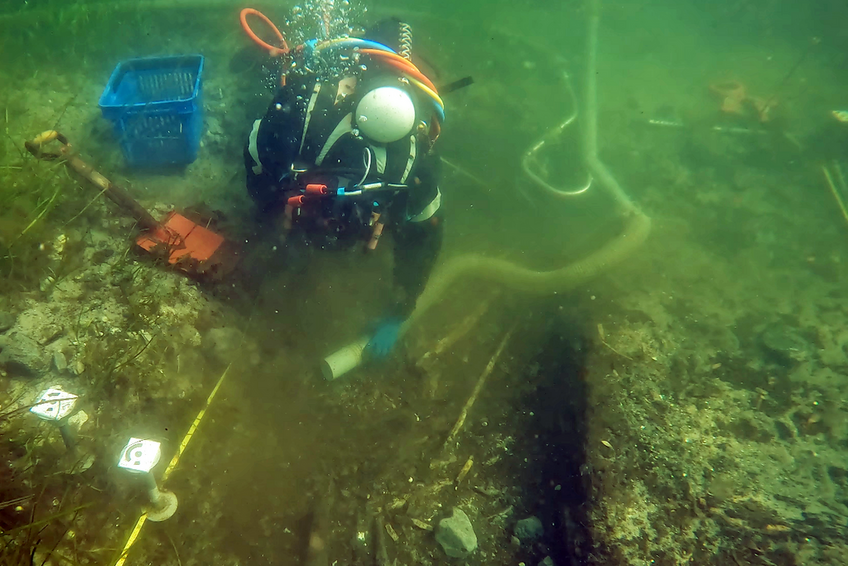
[408,187,441,222]
[248,119,263,174]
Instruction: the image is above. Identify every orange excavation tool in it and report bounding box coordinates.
[25,130,237,280]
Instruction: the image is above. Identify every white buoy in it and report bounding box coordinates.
[118,437,178,522]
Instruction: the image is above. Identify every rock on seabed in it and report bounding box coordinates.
[435,507,478,558]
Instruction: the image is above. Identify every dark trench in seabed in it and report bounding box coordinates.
[129,298,597,565]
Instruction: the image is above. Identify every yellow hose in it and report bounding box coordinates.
[405,211,651,330]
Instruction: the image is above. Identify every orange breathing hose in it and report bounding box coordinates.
[359,48,422,74]
[239,11,440,108]
[240,8,289,57]
[359,48,438,93]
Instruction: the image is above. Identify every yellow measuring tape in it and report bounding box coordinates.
[113,363,231,566]
[823,165,848,227]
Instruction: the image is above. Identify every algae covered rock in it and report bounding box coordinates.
[760,323,808,366]
[514,515,544,543]
[0,331,48,377]
[435,507,477,558]
[0,311,16,333]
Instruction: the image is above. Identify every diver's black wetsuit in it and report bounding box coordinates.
[244,71,443,317]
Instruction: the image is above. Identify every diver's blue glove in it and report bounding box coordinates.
[367,318,403,359]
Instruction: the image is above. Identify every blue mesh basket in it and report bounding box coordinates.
[99,55,204,167]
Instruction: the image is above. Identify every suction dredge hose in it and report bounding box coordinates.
[406,214,650,329]
[402,0,651,332]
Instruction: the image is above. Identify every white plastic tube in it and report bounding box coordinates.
[321,336,371,380]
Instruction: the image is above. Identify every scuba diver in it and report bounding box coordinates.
[243,19,444,359]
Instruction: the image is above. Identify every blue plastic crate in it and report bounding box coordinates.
[99,55,204,167]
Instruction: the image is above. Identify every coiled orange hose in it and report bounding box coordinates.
[239,8,289,57]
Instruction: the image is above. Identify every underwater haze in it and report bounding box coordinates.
[3,0,848,565]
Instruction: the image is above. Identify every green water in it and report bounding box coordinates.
[3,0,848,564]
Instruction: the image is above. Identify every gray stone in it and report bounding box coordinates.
[36,324,63,346]
[515,516,544,543]
[435,507,477,558]
[68,410,89,432]
[760,324,807,366]
[0,311,15,333]
[53,351,68,372]
[0,332,48,377]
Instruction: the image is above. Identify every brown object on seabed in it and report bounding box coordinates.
[24,130,238,281]
[710,80,748,114]
[709,81,776,123]
[748,95,778,123]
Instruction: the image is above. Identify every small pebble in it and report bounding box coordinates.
[53,351,68,372]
